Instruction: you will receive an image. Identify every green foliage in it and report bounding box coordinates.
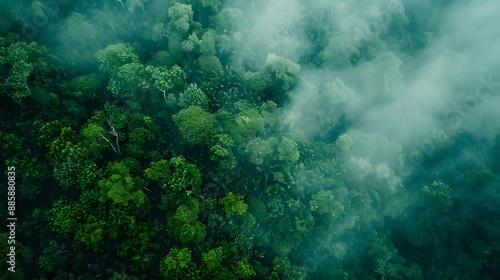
[160,247,199,279]
[95,43,139,74]
[232,259,256,279]
[98,161,145,207]
[260,53,300,92]
[50,190,102,251]
[57,12,100,66]
[179,222,207,243]
[37,240,68,274]
[49,127,101,190]
[420,181,452,212]
[144,159,169,182]
[210,133,237,169]
[173,106,216,145]
[244,137,275,166]
[212,8,245,34]
[69,73,101,99]
[220,192,248,217]
[202,247,224,270]
[179,83,209,109]
[334,133,354,150]
[146,156,202,195]
[223,107,266,143]
[168,156,203,193]
[145,64,185,95]
[322,77,354,106]
[108,62,147,96]
[199,29,218,55]
[277,137,300,164]
[309,190,344,218]
[149,51,173,67]
[0,41,59,101]
[196,54,224,78]
[2,2,499,279]
[458,166,494,188]
[198,0,222,10]
[53,143,101,190]
[369,238,423,280]
[273,256,306,280]
[167,3,195,37]
[243,70,272,95]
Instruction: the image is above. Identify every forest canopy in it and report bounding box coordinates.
[1,0,500,279]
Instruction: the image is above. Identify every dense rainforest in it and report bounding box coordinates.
[1,0,499,279]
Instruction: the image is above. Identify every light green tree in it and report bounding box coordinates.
[95,43,139,74]
[202,247,224,270]
[98,162,145,207]
[261,53,300,92]
[173,106,216,145]
[277,137,300,164]
[178,83,209,109]
[107,62,147,96]
[244,137,274,166]
[166,3,198,39]
[160,247,198,279]
[309,190,344,218]
[232,259,256,279]
[220,192,248,217]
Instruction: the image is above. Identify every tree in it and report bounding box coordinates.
[277,137,300,165]
[0,41,60,102]
[211,8,245,34]
[98,161,146,207]
[49,190,105,252]
[173,105,216,146]
[199,29,218,55]
[360,51,403,100]
[166,3,195,37]
[273,256,307,280]
[260,53,300,104]
[49,127,102,191]
[68,73,101,99]
[220,192,248,217]
[57,12,101,67]
[244,137,274,166]
[107,62,147,97]
[160,247,200,279]
[232,259,256,279]
[309,190,344,218]
[178,83,209,109]
[145,65,185,99]
[321,77,354,106]
[202,247,224,271]
[144,159,170,182]
[145,156,203,196]
[196,54,224,78]
[37,240,68,274]
[179,222,207,243]
[420,181,452,212]
[315,36,359,68]
[198,0,222,11]
[209,133,237,169]
[168,156,203,193]
[222,106,265,143]
[95,43,140,75]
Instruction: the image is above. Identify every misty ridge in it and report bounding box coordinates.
[1,0,500,279]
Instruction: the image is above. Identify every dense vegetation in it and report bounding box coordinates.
[1,0,499,279]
